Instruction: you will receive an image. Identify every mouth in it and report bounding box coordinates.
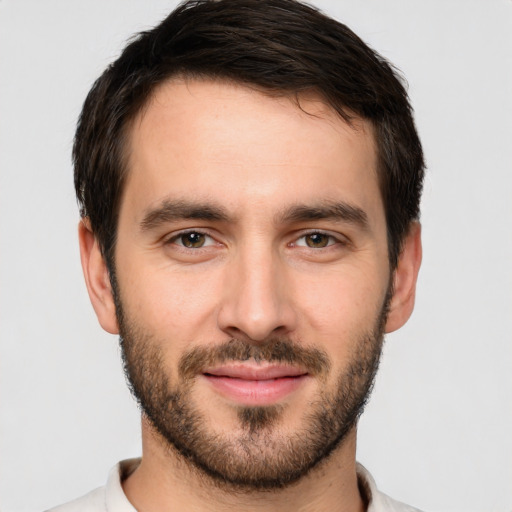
[202,363,310,406]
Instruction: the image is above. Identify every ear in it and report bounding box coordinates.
[385,222,422,333]
[78,219,119,334]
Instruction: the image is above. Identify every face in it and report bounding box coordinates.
[109,79,394,488]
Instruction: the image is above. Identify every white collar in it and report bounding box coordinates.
[104,459,421,512]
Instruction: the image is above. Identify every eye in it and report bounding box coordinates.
[295,232,338,248]
[170,231,215,249]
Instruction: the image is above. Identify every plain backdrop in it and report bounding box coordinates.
[1,1,511,511]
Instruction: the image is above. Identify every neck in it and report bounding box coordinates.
[122,418,365,512]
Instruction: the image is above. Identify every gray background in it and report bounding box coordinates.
[1,1,511,511]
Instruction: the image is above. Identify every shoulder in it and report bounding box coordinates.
[356,463,423,512]
[45,485,106,512]
[45,459,139,512]
[371,491,423,512]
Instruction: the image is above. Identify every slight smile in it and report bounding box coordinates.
[202,364,310,406]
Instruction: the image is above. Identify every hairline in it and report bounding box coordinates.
[103,72,398,273]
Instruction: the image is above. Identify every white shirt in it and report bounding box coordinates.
[47,459,422,512]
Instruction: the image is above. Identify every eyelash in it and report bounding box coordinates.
[166,230,217,249]
[291,231,344,249]
[165,229,345,250]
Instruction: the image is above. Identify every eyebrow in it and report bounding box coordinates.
[278,201,370,230]
[140,198,370,233]
[140,199,230,231]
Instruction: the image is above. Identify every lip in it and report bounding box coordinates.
[202,363,309,405]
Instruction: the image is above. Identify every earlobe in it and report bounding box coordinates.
[78,219,119,334]
[385,222,422,333]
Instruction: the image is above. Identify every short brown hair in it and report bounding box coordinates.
[74,0,425,270]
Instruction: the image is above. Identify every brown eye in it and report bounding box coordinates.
[180,232,206,248]
[305,233,331,248]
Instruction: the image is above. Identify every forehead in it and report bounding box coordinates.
[122,78,382,225]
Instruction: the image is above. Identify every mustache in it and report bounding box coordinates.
[179,338,331,380]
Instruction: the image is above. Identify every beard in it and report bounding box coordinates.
[114,278,390,491]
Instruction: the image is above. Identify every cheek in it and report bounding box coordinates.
[117,268,224,386]
[294,265,388,346]
[117,258,223,343]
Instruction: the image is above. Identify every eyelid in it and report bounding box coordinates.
[162,228,348,249]
[165,228,217,247]
[291,230,348,248]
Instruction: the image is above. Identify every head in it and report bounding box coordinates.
[74,0,424,273]
[77,0,424,491]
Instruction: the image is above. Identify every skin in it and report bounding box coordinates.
[79,79,422,512]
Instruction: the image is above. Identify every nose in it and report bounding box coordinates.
[217,244,297,342]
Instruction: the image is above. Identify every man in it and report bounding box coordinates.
[50,0,424,510]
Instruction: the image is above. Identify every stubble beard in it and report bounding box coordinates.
[114,277,390,491]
